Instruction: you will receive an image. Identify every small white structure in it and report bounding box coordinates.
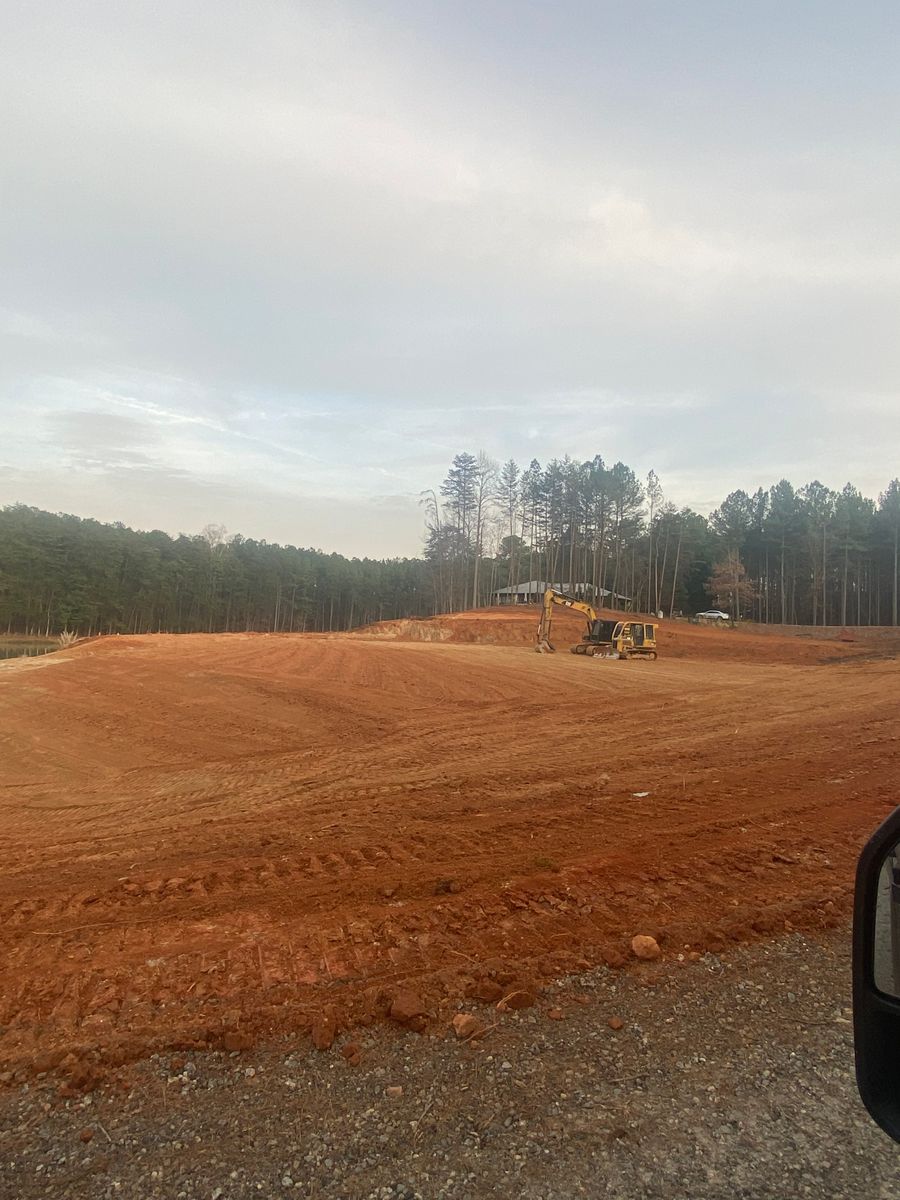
[491,580,630,607]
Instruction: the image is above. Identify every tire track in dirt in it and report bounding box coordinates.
[0,630,897,1076]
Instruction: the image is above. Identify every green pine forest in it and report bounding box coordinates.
[2,454,899,636]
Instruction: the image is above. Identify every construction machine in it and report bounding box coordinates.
[535,588,658,659]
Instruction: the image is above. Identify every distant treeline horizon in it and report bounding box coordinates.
[423,454,900,629]
[2,456,899,636]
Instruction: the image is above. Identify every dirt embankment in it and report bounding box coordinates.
[0,627,897,1083]
[355,606,876,664]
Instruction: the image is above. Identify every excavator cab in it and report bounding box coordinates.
[588,619,618,643]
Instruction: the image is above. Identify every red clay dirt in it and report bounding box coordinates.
[0,613,898,1080]
[357,605,884,662]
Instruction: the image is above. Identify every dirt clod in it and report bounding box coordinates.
[470,980,504,1004]
[222,1032,253,1053]
[451,1014,484,1040]
[632,935,662,961]
[311,1014,337,1051]
[497,990,536,1011]
[389,990,427,1025]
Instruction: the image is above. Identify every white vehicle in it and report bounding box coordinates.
[695,609,730,621]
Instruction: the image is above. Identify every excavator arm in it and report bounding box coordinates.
[535,589,598,653]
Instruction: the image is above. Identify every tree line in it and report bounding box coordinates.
[0,506,431,637]
[424,453,900,626]
[2,459,899,637]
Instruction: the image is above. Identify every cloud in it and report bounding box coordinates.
[1,2,898,554]
[46,409,158,469]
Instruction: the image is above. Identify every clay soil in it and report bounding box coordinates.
[1,611,898,1079]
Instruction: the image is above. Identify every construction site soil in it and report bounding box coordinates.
[1,609,898,1084]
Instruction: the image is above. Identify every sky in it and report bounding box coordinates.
[2,1,899,557]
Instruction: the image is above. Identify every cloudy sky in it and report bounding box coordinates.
[2,1,898,556]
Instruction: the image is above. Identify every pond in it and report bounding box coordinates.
[0,643,58,661]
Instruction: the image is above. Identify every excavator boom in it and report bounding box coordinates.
[535,589,597,653]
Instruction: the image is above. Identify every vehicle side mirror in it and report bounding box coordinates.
[854,805,900,1142]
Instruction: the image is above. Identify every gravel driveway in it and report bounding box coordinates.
[2,930,898,1199]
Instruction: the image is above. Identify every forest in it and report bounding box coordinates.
[1,455,899,636]
[425,454,900,627]
[0,507,431,637]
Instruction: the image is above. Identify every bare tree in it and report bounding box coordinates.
[646,471,663,613]
[706,551,756,619]
[496,459,521,594]
[471,452,499,608]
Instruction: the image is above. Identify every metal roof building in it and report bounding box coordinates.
[490,580,631,606]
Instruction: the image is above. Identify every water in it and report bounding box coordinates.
[0,643,57,661]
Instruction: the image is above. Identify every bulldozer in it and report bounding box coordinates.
[535,588,658,659]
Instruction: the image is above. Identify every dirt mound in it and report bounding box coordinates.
[349,617,455,643]
[356,607,869,664]
[0,632,896,1079]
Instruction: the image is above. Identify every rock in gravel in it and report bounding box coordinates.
[311,1012,337,1051]
[389,989,426,1025]
[340,1042,363,1065]
[451,1014,484,1040]
[79,1127,94,1143]
[385,1085,403,1098]
[608,1016,625,1031]
[631,934,661,961]
[547,1007,564,1020]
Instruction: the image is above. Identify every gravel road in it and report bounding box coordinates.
[2,930,899,1200]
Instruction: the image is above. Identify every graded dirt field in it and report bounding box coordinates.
[0,610,898,1080]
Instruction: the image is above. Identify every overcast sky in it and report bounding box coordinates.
[2,1,898,557]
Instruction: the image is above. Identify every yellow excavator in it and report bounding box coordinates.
[535,588,659,659]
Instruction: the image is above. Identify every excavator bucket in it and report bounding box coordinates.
[536,604,555,652]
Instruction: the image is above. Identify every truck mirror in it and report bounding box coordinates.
[854,806,900,1142]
